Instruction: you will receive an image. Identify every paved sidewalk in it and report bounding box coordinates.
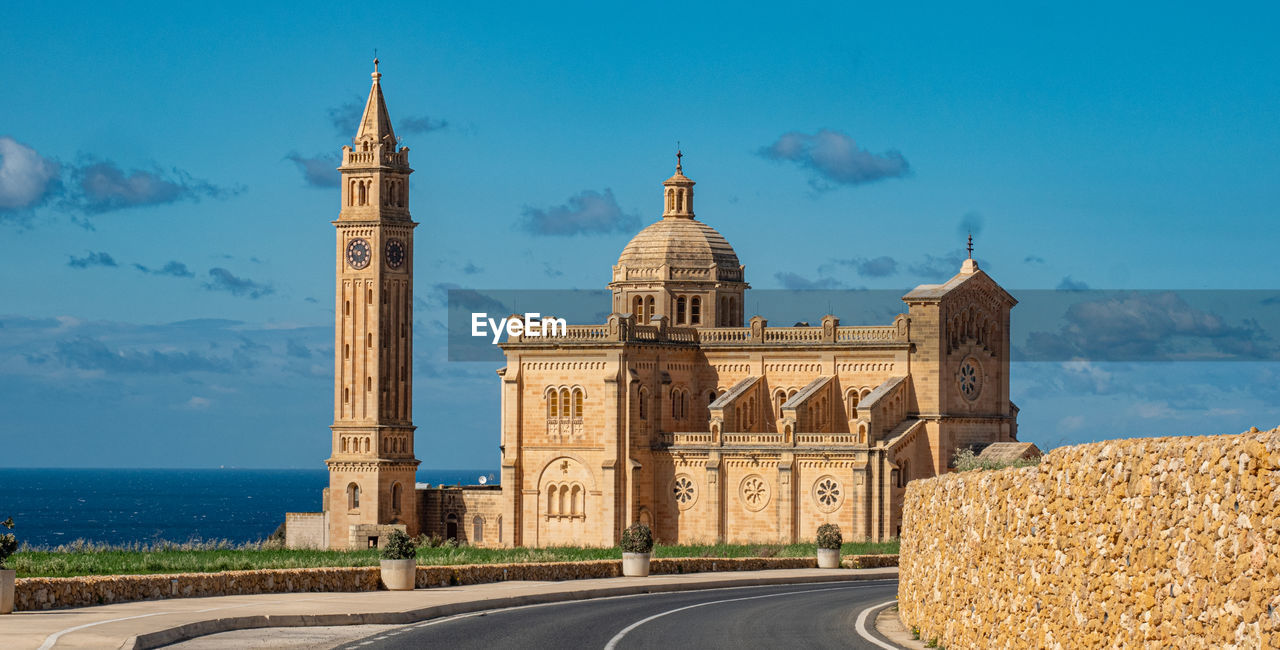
[0,567,897,649]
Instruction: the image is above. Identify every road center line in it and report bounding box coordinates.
[602,585,858,650]
[853,599,899,650]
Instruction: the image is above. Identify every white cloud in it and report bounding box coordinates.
[0,137,59,211]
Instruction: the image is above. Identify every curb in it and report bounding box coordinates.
[126,569,899,649]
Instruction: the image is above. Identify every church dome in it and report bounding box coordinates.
[616,218,742,281]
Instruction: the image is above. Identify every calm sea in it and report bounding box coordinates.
[0,468,498,548]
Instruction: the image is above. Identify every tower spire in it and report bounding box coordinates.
[661,148,695,219]
[967,232,973,259]
[355,57,396,144]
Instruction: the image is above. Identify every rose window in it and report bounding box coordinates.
[958,358,982,400]
[739,475,770,511]
[815,477,841,511]
[673,476,696,509]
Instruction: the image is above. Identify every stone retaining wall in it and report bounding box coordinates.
[899,427,1279,648]
[14,554,897,611]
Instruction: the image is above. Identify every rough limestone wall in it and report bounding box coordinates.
[14,554,897,611]
[899,428,1279,649]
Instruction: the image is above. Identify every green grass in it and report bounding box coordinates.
[12,539,899,578]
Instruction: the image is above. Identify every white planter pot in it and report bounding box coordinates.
[816,548,841,569]
[622,552,651,577]
[1,569,14,614]
[380,559,417,591]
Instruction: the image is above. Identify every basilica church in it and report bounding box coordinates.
[286,64,1035,550]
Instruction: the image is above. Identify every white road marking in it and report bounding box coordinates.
[854,599,899,650]
[38,594,344,649]
[602,585,859,650]
[38,612,175,650]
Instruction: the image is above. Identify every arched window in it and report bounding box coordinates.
[632,296,643,317]
[666,188,675,211]
[774,390,786,417]
[573,389,584,419]
[560,388,571,417]
[446,513,458,541]
[638,387,648,420]
[347,483,360,510]
[644,296,655,321]
[549,390,559,418]
[547,485,558,515]
[558,484,568,515]
[676,296,686,324]
[690,297,701,325]
[570,485,581,515]
[472,516,484,542]
[708,391,717,404]
[846,391,859,418]
[391,483,402,513]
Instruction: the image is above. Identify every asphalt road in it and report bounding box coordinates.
[333,579,900,650]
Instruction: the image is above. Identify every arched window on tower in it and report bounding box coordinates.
[638,387,648,420]
[644,296,655,321]
[690,297,701,325]
[666,188,675,212]
[391,482,402,513]
[347,483,360,510]
[676,190,684,212]
[632,296,643,318]
[676,296,686,324]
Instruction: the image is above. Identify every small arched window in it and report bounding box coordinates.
[639,387,648,420]
[347,483,360,510]
[547,485,558,515]
[570,485,581,515]
[549,390,559,418]
[558,484,568,515]
[644,296,655,321]
[472,516,484,542]
[690,297,701,325]
[573,389,583,418]
[391,482,402,513]
[632,296,643,317]
[676,296,687,324]
[708,391,717,404]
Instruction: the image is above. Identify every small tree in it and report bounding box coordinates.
[620,522,653,554]
[816,523,842,550]
[0,518,16,570]
[380,529,417,560]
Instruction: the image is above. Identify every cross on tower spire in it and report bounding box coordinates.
[967,232,973,259]
[676,145,683,174]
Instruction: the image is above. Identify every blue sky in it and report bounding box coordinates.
[2,2,1278,469]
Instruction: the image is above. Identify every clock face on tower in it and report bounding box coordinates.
[345,238,371,269]
[385,238,406,269]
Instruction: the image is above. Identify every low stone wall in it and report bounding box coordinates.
[14,554,898,611]
[899,427,1279,648]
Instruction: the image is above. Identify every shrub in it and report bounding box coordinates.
[0,518,15,569]
[620,523,653,554]
[380,529,416,560]
[816,523,842,550]
[952,448,1042,472]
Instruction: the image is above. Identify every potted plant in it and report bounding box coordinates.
[1,517,16,614]
[620,522,653,577]
[816,523,842,569]
[379,529,417,591]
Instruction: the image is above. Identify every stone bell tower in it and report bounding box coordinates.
[325,59,420,549]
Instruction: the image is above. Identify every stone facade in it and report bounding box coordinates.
[492,164,1021,548]
[899,427,1280,648]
